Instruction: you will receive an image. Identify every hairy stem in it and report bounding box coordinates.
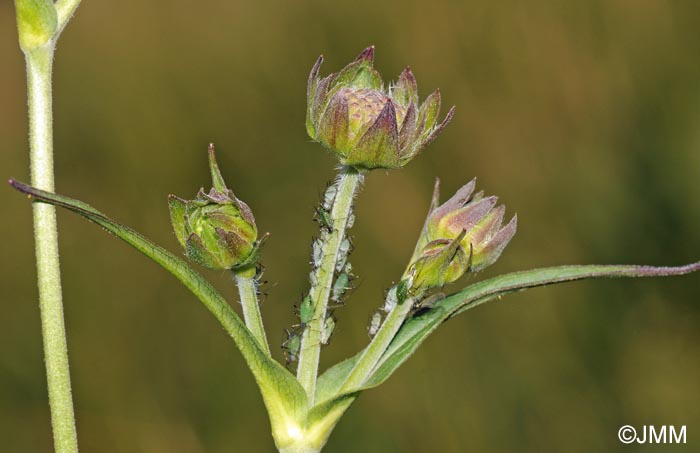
[297,168,362,400]
[234,270,271,356]
[338,295,416,393]
[25,46,79,453]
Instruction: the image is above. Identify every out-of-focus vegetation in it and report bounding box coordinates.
[1,1,698,451]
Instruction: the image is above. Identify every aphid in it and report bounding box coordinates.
[382,286,399,313]
[335,237,352,272]
[331,269,352,303]
[298,294,315,325]
[395,278,411,304]
[309,269,318,287]
[411,292,446,317]
[368,311,382,338]
[320,315,336,345]
[254,263,266,282]
[314,206,333,232]
[312,237,324,267]
[282,329,301,365]
[322,183,337,211]
[345,212,356,229]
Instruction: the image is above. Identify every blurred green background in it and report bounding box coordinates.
[2,1,699,452]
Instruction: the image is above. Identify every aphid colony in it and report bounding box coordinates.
[283,182,448,364]
[283,183,355,365]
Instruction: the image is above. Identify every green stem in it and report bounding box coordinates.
[338,295,416,393]
[25,46,79,453]
[234,270,271,356]
[296,168,362,401]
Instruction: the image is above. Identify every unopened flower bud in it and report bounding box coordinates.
[168,144,265,271]
[306,46,454,170]
[409,179,517,289]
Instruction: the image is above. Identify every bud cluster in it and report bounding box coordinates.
[168,145,265,272]
[306,46,455,170]
[408,179,517,290]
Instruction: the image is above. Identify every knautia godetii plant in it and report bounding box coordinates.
[11,42,700,453]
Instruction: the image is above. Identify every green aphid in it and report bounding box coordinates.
[320,315,336,345]
[282,329,301,365]
[331,270,352,303]
[298,294,315,325]
[314,206,333,232]
[396,278,411,304]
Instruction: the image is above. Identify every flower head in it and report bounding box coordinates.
[409,179,517,289]
[168,144,266,271]
[306,46,454,170]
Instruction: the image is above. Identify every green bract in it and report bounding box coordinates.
[14,0,58,51]
[409,179,517,289]
[168,144,264,271]
[306,46,455,170]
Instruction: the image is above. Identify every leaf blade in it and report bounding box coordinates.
[366,263,700,388]
[9,179,309,433]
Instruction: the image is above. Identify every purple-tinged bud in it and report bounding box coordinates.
[306,46,454,170]
[168,144,266,271]
[409,178,517,289]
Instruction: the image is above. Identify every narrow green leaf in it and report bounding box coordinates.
[315,355,360,405]
[367,263,700,388]
[319,262,699,402]
[9,179,309,436]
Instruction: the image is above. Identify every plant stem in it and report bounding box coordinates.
[234,270,271,356]
[296,168,362,400]
[25,46,79,453]
[338,295,416,393]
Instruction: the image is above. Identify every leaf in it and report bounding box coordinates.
[9,179,309,434]
[315,354,360,405]
[320,262,699,400]
[367,263,700,388]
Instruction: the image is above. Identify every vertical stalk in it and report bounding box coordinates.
[296,168,362,400]
[25,46,79,453]
[234,269,271,356]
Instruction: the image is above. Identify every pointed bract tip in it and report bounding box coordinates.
[444,106,456,122]
[310,55,323,76]
[400,66,415,79]
[355,46,375,63]
[8,178,30,193]
[207,144,228,192]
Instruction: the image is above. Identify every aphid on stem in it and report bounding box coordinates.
[281,329,301,366]
[368,311,382,338]
[314,206,333,233]
[335,237,353,272]
[331,264,354,304]
[322,182,337,212]
[320,315,336,345]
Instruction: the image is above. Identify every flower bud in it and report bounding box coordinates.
[409,179,517,289]
[306,46,454,170]
[168,144,265,271]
